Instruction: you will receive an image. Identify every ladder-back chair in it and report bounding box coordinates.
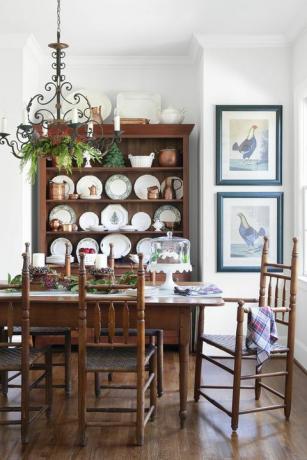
[3,242,72,397]
[0,249,52,443]
[78,252,157,446]
[194,237,298,431]
[97,243,164,398]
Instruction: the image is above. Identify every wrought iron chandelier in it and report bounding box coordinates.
[0,0,121,159]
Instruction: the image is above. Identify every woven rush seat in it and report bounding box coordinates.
[13,326,71,336]
[100,327,162,337]
[0,347,46,371]
[86,344,156,372]
[202,334,289,356]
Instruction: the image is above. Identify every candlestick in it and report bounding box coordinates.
[114,108,120,132]
[32,253,45,268]
[72,108,78,124]
[95,254,107,269]
[1,117,7,133]
[87,121,93,137]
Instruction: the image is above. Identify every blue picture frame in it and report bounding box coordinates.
[216,105,282,185]
[217,192,283,272]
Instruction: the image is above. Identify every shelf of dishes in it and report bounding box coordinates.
[47,231,183,235]
[48,204,182,233]
[47,234,165,264]
[48,173,183,201]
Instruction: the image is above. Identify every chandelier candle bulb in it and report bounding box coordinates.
[72,108,78,124]
[42,123,48,137]
[87,121,93,137]
[95,254,108,269]
[1,117,7,133]
[114,108,120,131]
[32,253,45,268]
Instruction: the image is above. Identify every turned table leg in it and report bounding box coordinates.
[179,306,190,428]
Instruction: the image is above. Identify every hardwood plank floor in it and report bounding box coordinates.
[1,351,307,460]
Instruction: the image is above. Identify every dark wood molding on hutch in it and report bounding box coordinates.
[38,124,194,279]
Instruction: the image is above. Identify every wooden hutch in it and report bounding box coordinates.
[38,124,194,284]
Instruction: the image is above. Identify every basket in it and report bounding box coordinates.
[128,152,155,168]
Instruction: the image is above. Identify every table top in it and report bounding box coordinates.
[0,283,224,307]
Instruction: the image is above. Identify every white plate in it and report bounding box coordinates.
[100,234,131,259]
[136,238,153,263]
[46,255,74,264]
[134,175,160,200]
[101,205,128,229]
[131,212,151,231]
[154,205,181,225]
[64,90,112,121]
[89,225,106,232]
[76,238,99,262]
[105,174,132,200]
[117,92,161,124]
[79,212,99,231]
[49,205,77,224]
[120,225,136,231]
[52,175,75,198]
[50,238,73,256]
[76,176,103,197]
[161,177,183,199]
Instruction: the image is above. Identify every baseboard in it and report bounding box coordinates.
[294,358,307,375]
[294,338,307,371]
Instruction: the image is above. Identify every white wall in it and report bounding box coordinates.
[292,30,307,370]
[199,44,292,337]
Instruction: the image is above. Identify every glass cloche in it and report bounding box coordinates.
[148,232,192,291]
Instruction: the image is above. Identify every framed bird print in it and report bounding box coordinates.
[217,192,283,272]
[216,105,282,185]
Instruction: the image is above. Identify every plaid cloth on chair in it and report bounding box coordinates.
[246,306,278,366]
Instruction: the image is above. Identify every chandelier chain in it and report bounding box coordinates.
[57,0,61,38]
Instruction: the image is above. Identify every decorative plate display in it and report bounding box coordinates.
[64,89,112,121]
[76,238,99,262]
[76,175,103,197]
[161,177,183,199]
[136,238,153,263]
[52,175,75,198]
[154,205,181,226]
[50,238,73,256]
[79,211,99,231]
[131,212,151,231]
[105,174,132,200]
[49,205,77,224]
[100,234,131,259]
[134,175,160,200]
[117,92,161,124]
[101,205,128,229]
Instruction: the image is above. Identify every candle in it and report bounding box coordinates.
[42,122,48,137]
[72,108,78,124]
[23,109,28,125]
[114,108,120,132]
[32,253,45,268]
[95,254,107,269]
[87,121,93,137]
[1,117,7,133]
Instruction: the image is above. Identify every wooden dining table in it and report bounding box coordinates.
[0,288,224,428]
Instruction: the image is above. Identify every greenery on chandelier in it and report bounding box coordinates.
[21,136,102,183]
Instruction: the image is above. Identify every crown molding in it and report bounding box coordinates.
[195,33,290,49]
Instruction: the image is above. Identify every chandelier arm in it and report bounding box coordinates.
[0,136,23,159]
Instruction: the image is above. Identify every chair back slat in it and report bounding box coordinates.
[267,277,272,307]
[122,302,130,344]
[94,302,101,343]
[257,237,298,329]
[108,302,115,343]
[7,302,14,343]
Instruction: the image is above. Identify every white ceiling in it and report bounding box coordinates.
[1,0,307,56]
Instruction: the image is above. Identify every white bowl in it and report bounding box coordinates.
[128,152,155,168]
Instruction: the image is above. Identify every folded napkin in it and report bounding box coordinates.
[246,306,278,366]
[174,284,222,297]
